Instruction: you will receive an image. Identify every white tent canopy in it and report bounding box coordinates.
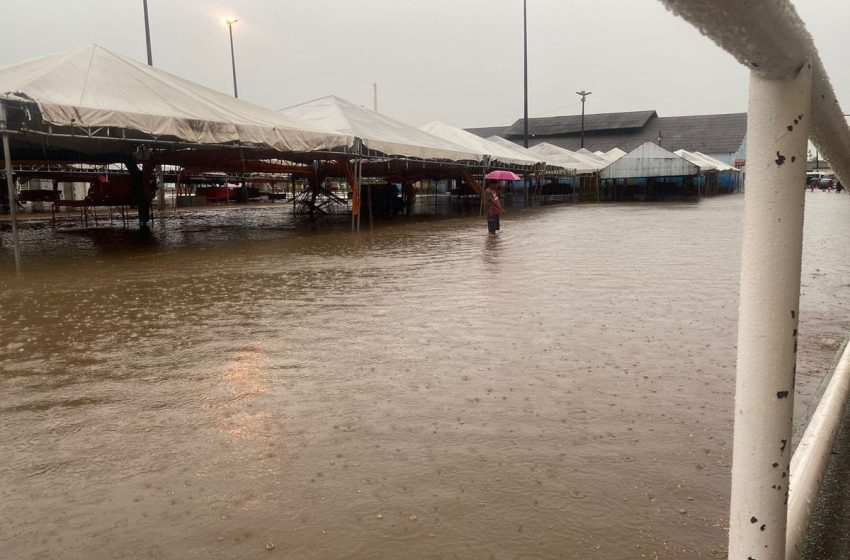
[575,148,610,167]
[0,44,352,153]
[674,149,739,172]
[674,149,716,170]
[693,151,738,172]
[486,136,575,173]
[595,147,627,163]
[420,121,540,167]
[527,142,604,174]
[600,142,700,179]
[279,96,480,162]
[486,136,545,161]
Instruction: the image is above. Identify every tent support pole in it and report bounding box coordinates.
[464,168,484,217]
[156,165,165,213]
[3,131,21,274]
[364,161,371,234]
[356,163,361,232]
[727,63,810,560]
[342,160,359,233]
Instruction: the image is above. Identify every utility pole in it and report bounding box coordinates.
[373,82,378,112]
[143,0,153,66]
[576,90,592,149]
[523,0,529,148]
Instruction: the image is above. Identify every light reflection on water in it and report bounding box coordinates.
[1,193,849,559]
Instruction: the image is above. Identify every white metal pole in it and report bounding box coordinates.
[728,63,811,560]
[785,341,850,559]
[2,132,21,273]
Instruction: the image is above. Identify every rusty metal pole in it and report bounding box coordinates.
[727,62,811,560]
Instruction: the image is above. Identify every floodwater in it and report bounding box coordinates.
[1,193,849,559]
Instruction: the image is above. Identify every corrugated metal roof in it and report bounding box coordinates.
[534,113,747,155]
[470,111,748,157]
[465,125,509,138]
[503,110,657,137]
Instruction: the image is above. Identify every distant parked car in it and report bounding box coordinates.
[819,177,836,190]
[805,171,826,188]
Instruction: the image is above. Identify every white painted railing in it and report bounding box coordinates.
[658,1,850,559]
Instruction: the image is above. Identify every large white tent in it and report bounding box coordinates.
[420,121,541,167]
[279,96,480,162]
[674,149,739,172]
[594,148,628,163]
[693,151,738,172]
[485,136,547,162]
[600,142,700,179]
[575,148,611,168]
[0,45,353,153]
[527,142,604,174]
[674,149,716,170]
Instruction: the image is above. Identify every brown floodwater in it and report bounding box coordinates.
[1,192,849,559]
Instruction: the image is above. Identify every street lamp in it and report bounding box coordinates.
[523,0,529,148]
[576,90,592,148]
[222,16,239,98]
[143,0,153,66]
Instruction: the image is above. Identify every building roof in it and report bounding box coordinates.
[465,125,510,139]
[504,110,657,137]
[468,111,748,156]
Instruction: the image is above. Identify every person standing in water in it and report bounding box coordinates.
[485,180,502,234]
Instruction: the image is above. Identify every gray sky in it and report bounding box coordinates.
[4,1,848,128]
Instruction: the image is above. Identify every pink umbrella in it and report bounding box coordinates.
[485,170,521,181]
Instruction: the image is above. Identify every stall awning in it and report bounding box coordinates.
[0,44,353,153]
[279,96,480,162]
[528,142,604,174]
[600,142,700,179]
[420,121,541,167]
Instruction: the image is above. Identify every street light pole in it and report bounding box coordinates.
[143,0,153,66]
[576,90,592,149]
[142,1,166,215]
[523,0,529,148]
[223,17,239,98]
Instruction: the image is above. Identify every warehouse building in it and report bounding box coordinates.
[467,110,747,167]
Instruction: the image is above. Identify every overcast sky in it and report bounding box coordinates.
[3,1,848,128]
